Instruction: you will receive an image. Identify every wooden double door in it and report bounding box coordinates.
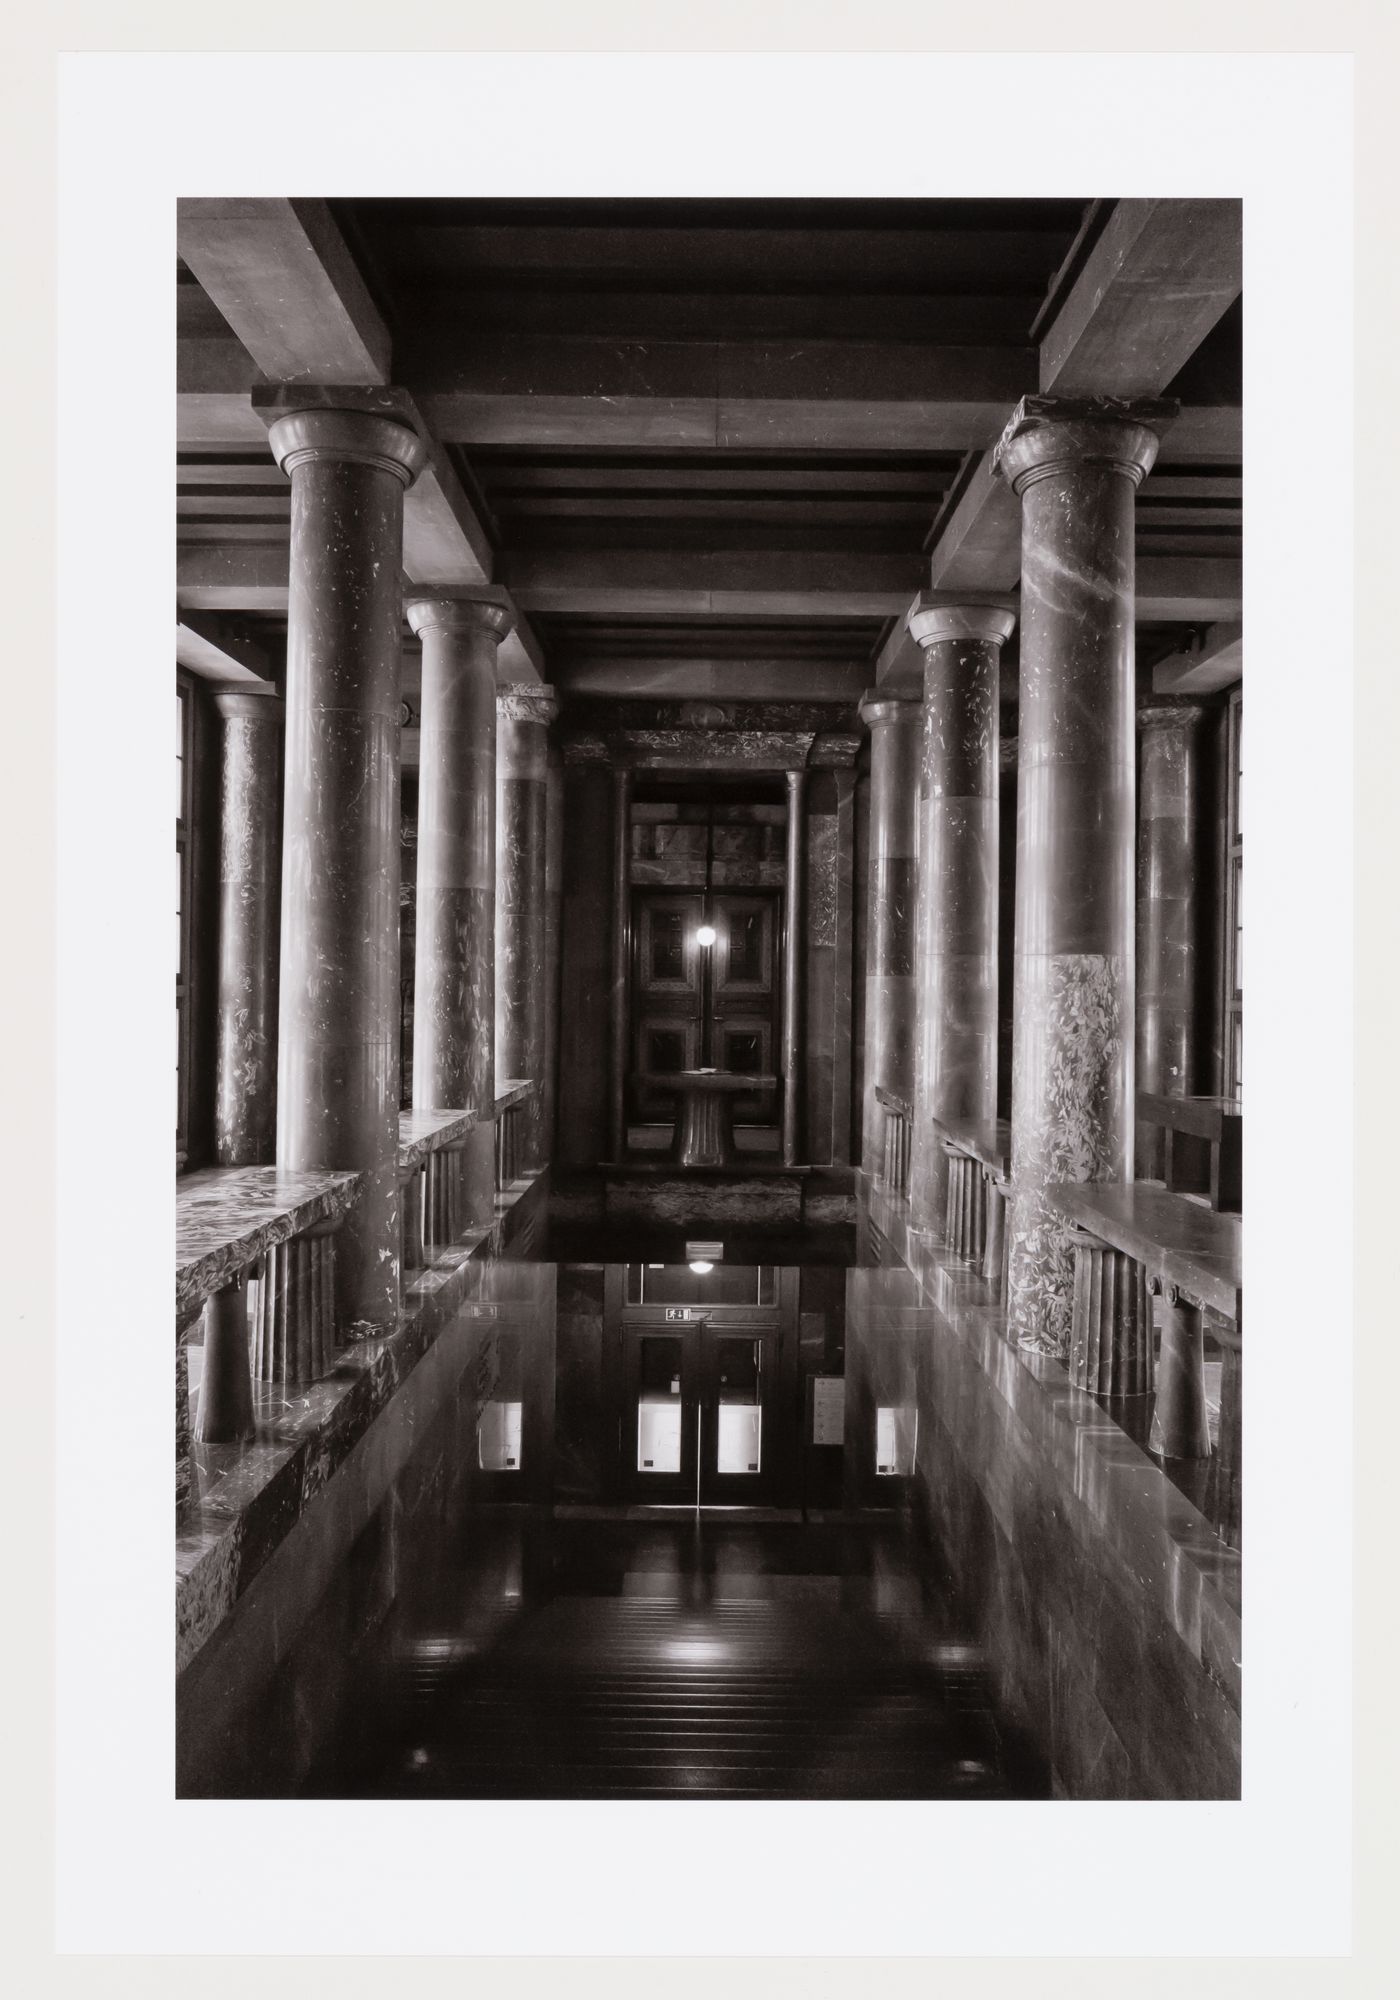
[631,890,780,1129]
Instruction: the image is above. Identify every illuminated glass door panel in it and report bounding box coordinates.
[712,1335,762,1476]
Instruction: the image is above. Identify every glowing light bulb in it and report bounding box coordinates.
[689,1260,713,1275]
[695,924,717,948]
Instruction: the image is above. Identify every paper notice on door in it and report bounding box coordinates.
[812,1375,846,1446]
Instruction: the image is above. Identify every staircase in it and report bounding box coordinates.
[376,1588,1016,1799]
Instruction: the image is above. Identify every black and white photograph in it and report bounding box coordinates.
[170,190,1246,1810]
[32,27,1376,1977]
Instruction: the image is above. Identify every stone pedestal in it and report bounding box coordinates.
[1148,1280,1212,1458]
[993,395,1173,1354]
[1136,703,1205,1179]
[213,691,283,1166]
[269,406,426,1341]
[194,1276,255,1442]
[905,595,1016,1236]
[496,685,560,1168]
[781,769,807,1166]
[983,1175,1008,1295]
[1068,1234,1153,1399]
[407,591,510,1228]
[858,693,921,1177]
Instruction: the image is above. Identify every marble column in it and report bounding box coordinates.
[543,745,565,1162]
[213,689,283,1166]
[993,394,1173,1354]
[905,594,1016,1236]
[781,768,807,1167]
[1136,702,1205,1180]
[496,684,560,1169]
[858,693,921,1175]
[269,406,426,1342]
[608,765,633,1162]
[407,591,510,1227]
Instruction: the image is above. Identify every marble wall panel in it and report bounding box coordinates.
[177,1256,556,1796]
[848,1246,1240,1799]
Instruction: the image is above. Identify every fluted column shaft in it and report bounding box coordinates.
[994,395,1172,1354]
[269,407,425,1340]
[858,693,921,1174]
[1136,702,1205,1179]
[781,768,807,1167]
[906,596,1016,1235]
[496,685,560,1168]
[213,690,283,1165]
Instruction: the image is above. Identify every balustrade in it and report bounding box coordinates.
[874,1086,911,1196]
[175,1166,359,1501]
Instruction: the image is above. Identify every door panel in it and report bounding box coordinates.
[622,1328,697,1502]
[630,890,780,1131]
[631,893,705,1121]
[713,895,779,1125]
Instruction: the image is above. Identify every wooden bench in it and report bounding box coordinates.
[1136,1093,1241,1212]
[1045,1181,1242,1546]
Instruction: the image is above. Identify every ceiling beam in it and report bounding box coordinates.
[503,547,919,620]
[176,546,545,682]
[1135,558,1242,624]
[1038,199,1243,397]
[1151,621,1243,695]
[923,198,1243,594]
[174,610,275,687]
[404,333,1032,405]
[177,198,392,385]
[549,658,868,702]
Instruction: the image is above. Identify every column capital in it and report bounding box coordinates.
[211,687,284,724]
[497,683,559,727]
[993,394,1176,495]
[406,590,514,644]
[858,690,921,730]
[265,406,427,487]
[906,592,1017,651]
[1138,698,1207,731]
[785,767,807,796]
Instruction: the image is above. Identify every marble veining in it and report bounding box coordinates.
[176,1168,548,1674]
[176,1166,360,1328]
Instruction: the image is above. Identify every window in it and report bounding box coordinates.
[1224,689,1243,1105]
[176,680,193,1160]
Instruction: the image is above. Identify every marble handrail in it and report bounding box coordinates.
[176,1166,361,1331]
[1044,1181,1241,1325]
[932,1114,1012,1182]
[493,1077,538,1117]
[397,1106,483,1172]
